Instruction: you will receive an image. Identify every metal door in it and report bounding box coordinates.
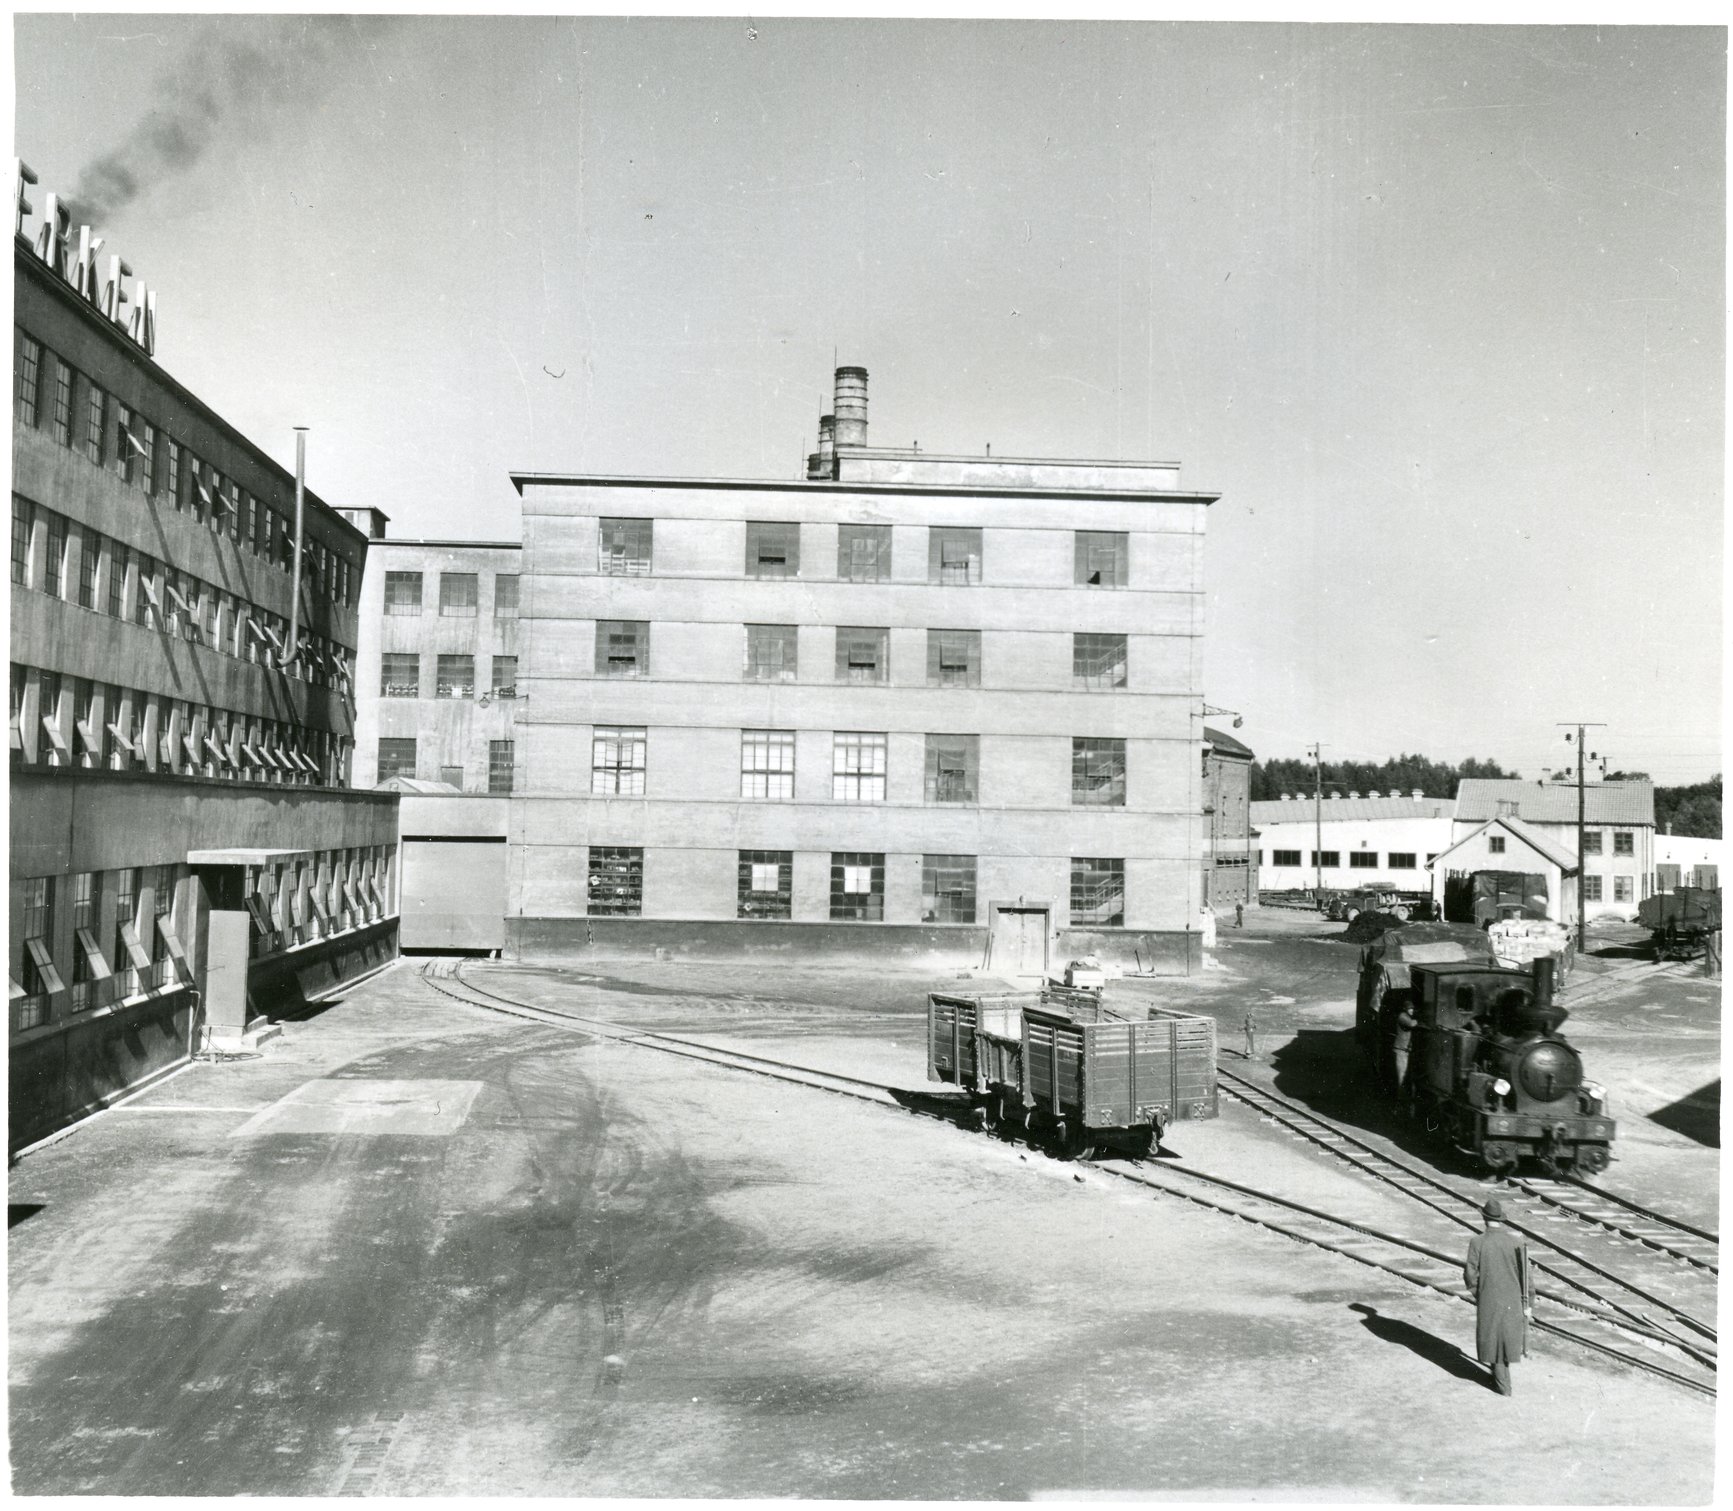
[996,907,1049,978]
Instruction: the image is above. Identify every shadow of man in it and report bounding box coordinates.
[1349,1303,1489,1387]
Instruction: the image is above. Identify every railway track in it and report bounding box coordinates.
[422,961,1715,1398]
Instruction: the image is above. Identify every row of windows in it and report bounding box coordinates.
[589,518,1134,588]
[1267,850,1433,870]
[377,737,514,794]
[594,621,1129,690]
[14,330,357,608]
[381,653,516,700]
[1583,875,1638,903]
[12,501,351,687]
[12,663,343,784]
[582,848,1126,927]
[1582,831,1637,856]
[240,847,396,960]
[384,570,517,618]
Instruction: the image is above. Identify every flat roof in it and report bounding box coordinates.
[187,847,319,867]
[372,538,522,550]
[510,470,1218,505]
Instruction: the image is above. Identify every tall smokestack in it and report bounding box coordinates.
[833,366,868,448]
[805,413,837,480]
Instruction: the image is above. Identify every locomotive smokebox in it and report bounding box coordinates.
[1511,956,1568,1035]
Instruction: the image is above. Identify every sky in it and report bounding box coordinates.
[11,17,1724,784]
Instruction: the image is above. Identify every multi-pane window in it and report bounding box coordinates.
[494,574,519,617]
[740,730,795,800]
[1613,831,1634,856]
[51,361,74,446]
[592,726,647,796]
[596,620,648,677]
[1581,831,1602,855]
[74,679,100,764]
[439,572,479,617]
[491,656,518,697]
[1075,531,1129,586]
[1488,836,1506,854]
[833,732,887,803]
[150,865,176,988]
[15,334,42,424]
[42,512,66,599]
[929,526,983,585]
[1070,858,1126,927]
[746,521,800,579]
[19,875,58,991]
[1312,851,1340,869]
[384,571,423,614]
[83,380,107,464]
[38,671,65,763]
[1349,853,1378,869]
[113,868,140,998]
[744,624,798,682]
[1613,875,1634,903]
[435,655,475,698]
[1388,852,1417,869]
[70,871,104,1013]
[737,850,793,920]
[924,734,979,803]
[134,554,157,626]
[114,403,136,481]
[377,737,417,781]
[1074,633,1128,690]
[166,441,182,508]
[108,543,128,617]
[78,529,98,608]
[11,500,31,586]
[598,518,653,575]
[139,423,158,494]
[1272,849,1302,867]
[837,524,890,582]
[836,627,889,685]
[1072,738,1127,807]
[380,653,420,697]
[488,740,515,795]
[922,854,978,924]
[587,847,644,916]
[927,629,980,688]
[829,852,885,922]
[1583,875,1604,902]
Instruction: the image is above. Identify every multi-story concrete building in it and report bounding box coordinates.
[1254,794,1455,894]
[1201,725,1255,909]
[506,366,1218,974]
[9,180,399,1150]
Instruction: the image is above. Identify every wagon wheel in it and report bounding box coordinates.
[1050,1118,1092,1162]
[1392,905,1410,922]
[1344,906,1361,922]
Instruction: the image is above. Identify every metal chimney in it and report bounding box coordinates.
[833,366,868,447]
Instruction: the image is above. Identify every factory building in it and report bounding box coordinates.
[506,366,1218,973]
[1201,725,1255,909]
[1254,794,1455,893]
[9,177,399,1151]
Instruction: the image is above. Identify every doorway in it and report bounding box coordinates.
[993,906,1050,979]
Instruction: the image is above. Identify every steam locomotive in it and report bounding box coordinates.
[1358,949,1614,1175]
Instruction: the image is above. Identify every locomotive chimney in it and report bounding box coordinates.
[833,366,868,448]
[1531,955,1555,1010]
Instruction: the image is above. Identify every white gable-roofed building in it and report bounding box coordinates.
[1253,793,1455,894]
[1427,814,1579,925]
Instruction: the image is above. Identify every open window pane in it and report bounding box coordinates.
[924,734,979,804]
[598,518,653,575]
[1073,633,1128,690]
[835,627,888,685]
[837,524,890,582]
[593,727,647,795]
[745,624,798,682]
[1070,858,1126,927]
[928,527,982,585]
[922,854,978,924]
[738,850,793,920]
[829,852,885,921]
[595,620,648,678]
[745,522,800,579]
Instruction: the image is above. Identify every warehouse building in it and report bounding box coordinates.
[506,366,1218,973]
[9,177,399,1151]
[1202,725,1255,909]
[1254,793,1455,893]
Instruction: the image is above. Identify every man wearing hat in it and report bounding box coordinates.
[1463,1196,1533,1395]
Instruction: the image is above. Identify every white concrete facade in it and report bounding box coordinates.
[1253,797,1454,892]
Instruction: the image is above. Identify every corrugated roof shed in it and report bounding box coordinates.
[1249,796,1454,824]
[1454,779,1655,827]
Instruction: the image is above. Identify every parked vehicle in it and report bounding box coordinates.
[1322,886,1429,923]
[1443,870,1550,929]
[1637,887,1721,962]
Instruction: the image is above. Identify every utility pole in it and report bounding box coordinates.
[1558,722,1606,952]
[1307,742,1325,901]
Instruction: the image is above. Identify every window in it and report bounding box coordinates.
[11,500,30,587]
[15,333,42,425]
[1613,875,1634,903]
[1581,831,1602,855]
[1349,852,1379,870]
[1388,852,1417,870]
[1272,849,1302,867]
[491,656,518,697]
[1075,531,1129,586]
[113,868,141,998]
[1613,831,1634,856]
[1583,875,1604,902]
[924,734,979,804]
[587,847,643,916]
[41,512,66,599]
[922,854,977,924]
[487,740,514,795]
[596,620,648,677]
[740,729,795,799]
[51,360,74,446]
[37,671,64,764]
[833,732,887,803]
[20,875,58,994]
[494,574,519,617]
[435,655,475,699]
[83,380,107,464]
[380,654,420,698]
[70,871,107,1013]
[746,521,799,579]
[829,852,885,921]
[929,527,983,585]
[377,737,417,781]
[1070,858,1126,927]
[384,571,423,615]
[108,543,128,617]
[73,679,101,765]
[166,441,182,508]
[150,865,176,988]
[1074,633,1128,690]
[598,518,652,575]
[114,402,136,481]
[1487,835,1506,854]
[745,624,798,682]
[78,529,98,608]
[138,423,158,495]
[1072,738,1126,807]
[835,627,888,685]
[593,727,647,796]
[927,630,981,688]
[134,554,157,626]
[439,765,465,790]
[738,850,793,920]
[837,524,890,582]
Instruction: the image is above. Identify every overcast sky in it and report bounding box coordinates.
[13,18,1723,783]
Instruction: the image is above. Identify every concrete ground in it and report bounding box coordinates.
[7,912,1718,1499]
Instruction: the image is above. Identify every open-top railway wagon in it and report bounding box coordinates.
[928,988,1218,1159]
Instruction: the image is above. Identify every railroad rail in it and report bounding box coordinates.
[421,962,1714,1398]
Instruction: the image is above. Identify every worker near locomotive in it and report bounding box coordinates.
[1464,1196,1534,1397]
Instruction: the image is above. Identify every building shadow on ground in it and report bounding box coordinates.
[9,1203,45,1228]
[1349,1303,1487,1385]
[1647,1079,1720,1148]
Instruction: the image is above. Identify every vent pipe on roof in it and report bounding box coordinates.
[284,427,308,670]
[1412,789,1423,799]
[833,366,868,447]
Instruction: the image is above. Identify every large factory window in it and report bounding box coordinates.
[1388,852,1417,869]
[149,866,177,989]
[1070,858,1125,928]
[491,656,518,697]
[929,527,983,585]
[599,519,653,575]
[380,654,420,698]
[50,358,74,447]
[435,655,474,699]
[42,512,66,599]
[1071,738,1126,807]
[494,574,519,617]
[15,333,41,425]
[113,869,143,998]
[108,543,128,618]
[740,730,794,799]
[1073,633,1128,690]
[924,734,979,804]
[1074,531,1129,587]
[77,529,98,608]
[835,627,888,684]
[596,620,649,677]
[83,380,108,466]
[737,850,793,919]
[377,737,417,782]
[71,871,107,1014]
[746,521,800,579]
[1349,853,1379,869]
[833,732,887,803]
[440,572,479,617]
[829,852,885,922]
[586,847,644,916]
[11,500,31,587]
[837,524,890,582]
[593,727,647,796]
[927,630,981,688]
[1311,850,1340,869]
[922,855,978,924]
[1272,849,1302,867]
[745,624,798,682]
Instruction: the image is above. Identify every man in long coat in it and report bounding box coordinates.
[1463,1196,1532,1395]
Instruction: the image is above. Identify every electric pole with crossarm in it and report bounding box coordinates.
[1559,722,1606,951]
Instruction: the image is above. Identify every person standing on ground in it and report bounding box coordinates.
[1234,901,1245,928]
[1242,1011,1257,1061]
[1463,1197,1532,1396]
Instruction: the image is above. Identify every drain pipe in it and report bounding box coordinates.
[283,426,308,669]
